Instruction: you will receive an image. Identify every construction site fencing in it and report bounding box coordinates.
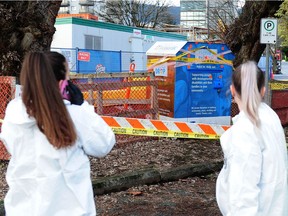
[231,100,239,118]
[70,72,158,118]
[0,73,158,160]
[3,74,283,160]
[51,48,147,73]
[70,72,159,145]
[0,76,16,160]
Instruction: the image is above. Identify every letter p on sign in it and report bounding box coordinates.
[260,18,277,44]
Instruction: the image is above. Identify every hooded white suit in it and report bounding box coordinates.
[0,98,115,216]
[216,103,288,216]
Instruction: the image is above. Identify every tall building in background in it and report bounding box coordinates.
[59,0,96,15]
[180,0,207,28]
[180,0,239,41]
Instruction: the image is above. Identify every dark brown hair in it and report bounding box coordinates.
[20,52,77,148]
[44,51,67,81]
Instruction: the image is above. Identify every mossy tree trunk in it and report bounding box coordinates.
[225,1,282,67]
[0,1,61,77]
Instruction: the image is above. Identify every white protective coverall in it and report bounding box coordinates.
[0,98,116,216]
[216,102,288,216]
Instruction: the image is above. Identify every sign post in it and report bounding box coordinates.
[260,18,277,106]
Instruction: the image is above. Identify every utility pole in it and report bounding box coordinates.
[260,18,278,106]
[206,0,210,40]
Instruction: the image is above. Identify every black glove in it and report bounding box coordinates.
[66,80,84,105]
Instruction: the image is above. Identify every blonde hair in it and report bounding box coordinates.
[232,61,265,127]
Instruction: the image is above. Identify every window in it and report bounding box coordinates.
[59,7,69,13]
[85,35,102,50]
[181,1,206,12]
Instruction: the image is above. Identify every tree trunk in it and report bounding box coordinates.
[225,1,282,67]
[0,1,61,77]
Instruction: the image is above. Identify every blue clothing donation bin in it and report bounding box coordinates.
[146,41,235,125]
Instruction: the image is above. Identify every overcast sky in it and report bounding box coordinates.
[172,0,180,6]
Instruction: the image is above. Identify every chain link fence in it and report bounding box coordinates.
[230,80,288,125]
[71,72,158,118]
[2,73,285,160]
[0,76,16,160]
[230,100,239,118]
[70,72,159,145]
[0,73,158,160]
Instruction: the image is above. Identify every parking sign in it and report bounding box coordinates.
[260,18,277,44]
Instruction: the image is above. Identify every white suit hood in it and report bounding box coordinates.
[3,97,35,125]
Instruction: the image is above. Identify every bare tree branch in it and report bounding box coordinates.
[96,0,175,28]
[224,0,282,67]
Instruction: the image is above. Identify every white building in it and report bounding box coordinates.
[51,17,187,72]
[52,16,187,51]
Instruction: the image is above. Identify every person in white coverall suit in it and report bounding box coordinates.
[216,61,288,216]
[0,52,116,216]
